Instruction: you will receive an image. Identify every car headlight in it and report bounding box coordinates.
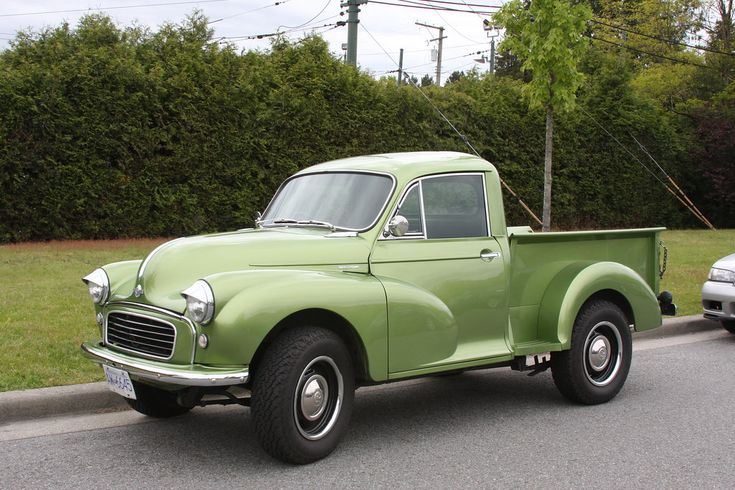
[709,268,735,283]
[182,280,215,324]
[82,268,110,304]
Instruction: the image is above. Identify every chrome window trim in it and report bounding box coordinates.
[260,170,397,233]
[379,172,492,241]
[382,182,426,240]
[107,302,198,363]
[104,310,178,361]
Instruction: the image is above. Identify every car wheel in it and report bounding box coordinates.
[126,380,191,418]
[251,327,355,464]
[551,300,632,405]
[721,320,735,334]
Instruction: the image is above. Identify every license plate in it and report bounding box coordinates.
[103,365,137,400]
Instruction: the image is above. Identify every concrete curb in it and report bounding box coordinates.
[0,382,129,425]
[0,314,720,424]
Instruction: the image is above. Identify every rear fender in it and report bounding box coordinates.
[538,262,661,349]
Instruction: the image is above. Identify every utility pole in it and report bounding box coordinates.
[397,48,404,86]
[490,37,495,74]
[483,19,499,75]
[415,22,446,85]
[343,0,367,66]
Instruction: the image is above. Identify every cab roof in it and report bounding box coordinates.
[296,151,496,184]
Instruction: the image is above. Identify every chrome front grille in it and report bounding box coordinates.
[106,312,176,359]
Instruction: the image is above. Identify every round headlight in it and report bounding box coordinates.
[82,268,110,304]
[182,280,215,324]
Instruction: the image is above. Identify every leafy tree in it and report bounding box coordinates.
[421,74,434,87]
[446,70,465,84]
[594,0,702,62]
[495,0,591,231]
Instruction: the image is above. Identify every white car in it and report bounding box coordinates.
[702,253,735,334]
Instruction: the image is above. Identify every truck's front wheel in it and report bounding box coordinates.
[251,327,355,464]
[551,300,632,405]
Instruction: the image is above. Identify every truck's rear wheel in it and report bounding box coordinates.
[126,380,191,418]
[551,300,632,405]
[251,327,355,464]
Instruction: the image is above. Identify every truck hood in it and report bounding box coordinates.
[124,228,372,312]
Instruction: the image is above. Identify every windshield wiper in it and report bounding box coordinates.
[270,218,339,231]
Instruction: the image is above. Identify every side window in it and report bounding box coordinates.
[422,175,488,239]
[397,183,424,235]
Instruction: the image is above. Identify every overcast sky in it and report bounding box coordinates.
[0,0,506,84]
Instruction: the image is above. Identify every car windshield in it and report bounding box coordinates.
[262,172,394,231]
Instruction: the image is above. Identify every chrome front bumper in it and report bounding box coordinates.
[81,342,249,387]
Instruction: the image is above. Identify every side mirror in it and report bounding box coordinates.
[385,215,409,238]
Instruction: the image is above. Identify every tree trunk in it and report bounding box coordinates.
[542,105,553,232]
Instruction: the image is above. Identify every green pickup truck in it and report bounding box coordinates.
[81,151,672,464]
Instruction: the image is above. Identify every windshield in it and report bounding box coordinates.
[262,172,394,231]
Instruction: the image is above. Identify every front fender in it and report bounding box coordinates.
[102,260,142,301]
[197,270,388,381]
[538,262,661,349]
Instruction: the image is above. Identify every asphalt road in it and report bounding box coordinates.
[2,327,735,489]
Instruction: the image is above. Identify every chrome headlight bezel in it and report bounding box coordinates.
[708,268,735,283]
[182,280,215,325]
[82,268,110,305]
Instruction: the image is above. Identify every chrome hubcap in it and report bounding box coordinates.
[583,321,623,387]
[293,355,344,441]
[300,374,328,421]
[588,335,611,372]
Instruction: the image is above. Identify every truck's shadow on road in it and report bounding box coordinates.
[115,368,586,471]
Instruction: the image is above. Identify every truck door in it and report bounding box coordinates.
[369,173,510,376]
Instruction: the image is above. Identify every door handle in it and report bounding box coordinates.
[480,250,500,262]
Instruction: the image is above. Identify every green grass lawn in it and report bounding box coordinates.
[1,230,732,392]
[659,230,735,316]
[0,239,166,392]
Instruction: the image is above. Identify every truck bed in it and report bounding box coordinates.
[507,227,664,347]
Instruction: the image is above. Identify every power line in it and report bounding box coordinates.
[434,9,485,44]
[361,42,482,56]
[587,34,721,71]
[208,0,294,24]
[457,0,487,20]
[401,48,488,70]
[368,1,497,15]
[277,0,332,30]
[219,21,344,41]
[0,0,227,18]
[360,21,543,226]
[410,0,502,7]
[591,18,735,58]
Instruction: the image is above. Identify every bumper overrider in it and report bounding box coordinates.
[81,342,249,387]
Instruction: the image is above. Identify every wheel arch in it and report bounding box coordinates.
[538,261,661,349]
[249,308,370,385]
[584,289,634,326]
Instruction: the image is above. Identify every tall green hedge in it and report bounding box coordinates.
[0,14,720,242]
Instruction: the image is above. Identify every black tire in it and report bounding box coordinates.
[251,327,355,464]
[551,300,632,405]
[722,320,735,334]
[125,380,191,418]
